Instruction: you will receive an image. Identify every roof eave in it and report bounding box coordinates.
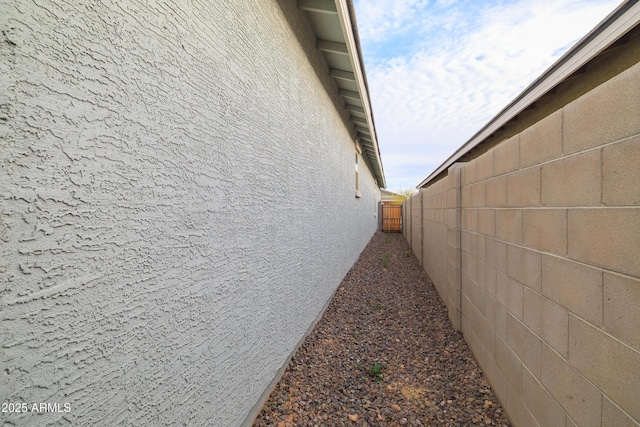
[298,0,386,188]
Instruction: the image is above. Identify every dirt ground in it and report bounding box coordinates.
[254,231,511,426]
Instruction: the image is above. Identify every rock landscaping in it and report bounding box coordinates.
[254,231,511,426]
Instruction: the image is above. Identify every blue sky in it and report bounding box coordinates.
[352,0,622,192]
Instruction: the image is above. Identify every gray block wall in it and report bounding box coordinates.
[0,1,381,425]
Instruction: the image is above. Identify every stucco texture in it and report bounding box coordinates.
[0,1,380,425]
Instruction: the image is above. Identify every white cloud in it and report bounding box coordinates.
[354,0,621,192]
[355,0,430,41]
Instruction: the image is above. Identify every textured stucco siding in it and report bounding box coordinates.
[0,1,380,425]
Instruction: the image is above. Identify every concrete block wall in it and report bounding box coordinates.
[410,191,423,265]
[405,59,640,426]
[402,196,413,247]
[408,165,464,330]
[0,1,381,425]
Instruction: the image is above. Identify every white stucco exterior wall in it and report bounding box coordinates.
[0,1,381,425]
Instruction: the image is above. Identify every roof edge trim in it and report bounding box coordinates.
[417,0,640,189]
[335,0,386,188]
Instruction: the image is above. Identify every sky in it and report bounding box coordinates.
[351,0,622,193]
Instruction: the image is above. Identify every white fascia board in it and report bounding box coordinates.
[417,0,640,189]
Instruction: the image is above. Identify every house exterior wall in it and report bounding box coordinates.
[0,1,381,426]
[404,55,640,425]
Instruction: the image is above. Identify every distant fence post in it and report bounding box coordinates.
[448,163,464,331]
[419,190,425,267]
[412,191,423,267]
[403,197,411,245]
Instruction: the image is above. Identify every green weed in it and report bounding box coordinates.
[368,363,383,382]
[382,252,391,269]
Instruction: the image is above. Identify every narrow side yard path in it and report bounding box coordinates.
[254,232,511,426]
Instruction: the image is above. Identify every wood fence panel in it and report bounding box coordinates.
[381,203,402,232]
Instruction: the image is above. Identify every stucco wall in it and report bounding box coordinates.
[405,53,640,425]
[0,1,381,425]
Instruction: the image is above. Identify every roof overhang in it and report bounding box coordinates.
[418,0,640,189]
[298,0,386,188]
[380,189,402,197]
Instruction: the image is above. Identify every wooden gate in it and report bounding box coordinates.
[381,202,402,232]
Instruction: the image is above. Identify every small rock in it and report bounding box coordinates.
[252,232,511,427]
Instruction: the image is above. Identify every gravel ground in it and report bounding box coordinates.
[254,231,511,427]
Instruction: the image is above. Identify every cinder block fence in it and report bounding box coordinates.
[404,18,640,427]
